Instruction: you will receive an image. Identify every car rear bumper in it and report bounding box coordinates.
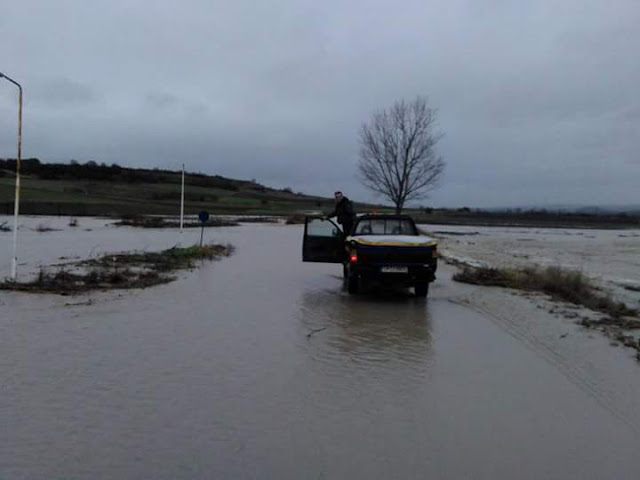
[349,263,437,286]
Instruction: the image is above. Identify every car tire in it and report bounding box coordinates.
[343,263,349,278]
[347,275,359,294]
[415,283,429,298]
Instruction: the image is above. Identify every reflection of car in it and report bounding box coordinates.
[302,214,438,297]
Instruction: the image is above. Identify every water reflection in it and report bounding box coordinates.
[296,284,434,379]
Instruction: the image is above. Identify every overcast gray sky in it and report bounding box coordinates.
[1,0,639,207]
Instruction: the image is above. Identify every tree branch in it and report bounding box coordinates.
[357,96,445,213]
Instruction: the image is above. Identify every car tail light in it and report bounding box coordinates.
[350,252,358,263]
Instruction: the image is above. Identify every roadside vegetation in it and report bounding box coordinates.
[453,265,640,360]
[453,266,637,318]
[0,244,233,294]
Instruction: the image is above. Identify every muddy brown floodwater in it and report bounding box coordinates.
[2,221,640,479]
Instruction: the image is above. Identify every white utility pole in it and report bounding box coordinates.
[179,163,185,236]
[0,72,23,281]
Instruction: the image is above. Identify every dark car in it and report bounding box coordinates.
[302,214,438,297]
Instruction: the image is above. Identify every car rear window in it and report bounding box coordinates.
[354,218,417,235]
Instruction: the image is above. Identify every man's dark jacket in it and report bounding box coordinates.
[327,197,356,229]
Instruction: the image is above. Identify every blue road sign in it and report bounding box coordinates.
[198,211,210,223]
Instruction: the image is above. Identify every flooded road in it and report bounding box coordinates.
[2,222,640,479]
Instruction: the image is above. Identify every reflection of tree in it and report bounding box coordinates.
[297,288,433,373]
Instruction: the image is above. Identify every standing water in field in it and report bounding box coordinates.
[2,219,640,479]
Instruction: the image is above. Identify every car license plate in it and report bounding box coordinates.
[381,266,408,273]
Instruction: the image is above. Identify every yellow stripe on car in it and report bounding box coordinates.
[348,237,438,247]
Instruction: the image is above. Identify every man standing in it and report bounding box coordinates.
[327,191,356,236]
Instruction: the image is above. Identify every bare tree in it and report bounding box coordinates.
[358,96,445,214]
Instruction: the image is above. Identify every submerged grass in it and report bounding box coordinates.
[235,216,280,223]
[453,265,637,319]
[114,216,238,228]
[0,244,234,294]
[285,214,306,225]
[80,244,233,271]
[34,223,60,232]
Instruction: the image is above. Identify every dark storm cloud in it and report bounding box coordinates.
[1,0,639,207]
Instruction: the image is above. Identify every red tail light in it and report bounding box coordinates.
[350,253,358,263]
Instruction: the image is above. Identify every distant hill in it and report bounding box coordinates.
[479,204,640,215]
[1,159,638,228]
[0,158,339,216]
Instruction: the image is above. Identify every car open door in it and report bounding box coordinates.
[302,217,345,263]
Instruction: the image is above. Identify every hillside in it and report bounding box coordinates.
[2,159,639,228]
[0,159,337,216]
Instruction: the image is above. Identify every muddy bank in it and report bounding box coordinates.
[579,317,640,361]
[0,244,233,294]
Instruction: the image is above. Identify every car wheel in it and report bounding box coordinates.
[415,283,429,298]
[347,275,359,294]
[343,263,349,278]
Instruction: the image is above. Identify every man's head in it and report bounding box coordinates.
[334,191,343,202]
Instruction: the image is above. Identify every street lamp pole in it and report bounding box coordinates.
[0,72,23,280]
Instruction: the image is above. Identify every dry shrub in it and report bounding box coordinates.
[35,223,57,232]
[454,266,637,318]
[285,214,306,225]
